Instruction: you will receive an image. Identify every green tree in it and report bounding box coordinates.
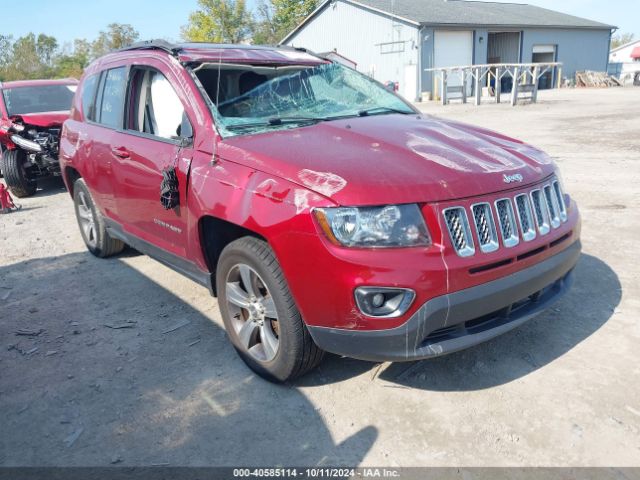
[181,0,253,44]
[0,35,13,81]
[50,39,90,79]
[0,25,140,81]
[36,34,58,67]
[91,23,139,58]
[0,35,12,67]
[611,32,635,50]
[256,0,316,44]
[252,0,280,45]
[3,33,53,80]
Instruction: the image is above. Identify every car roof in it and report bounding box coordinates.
[105,40,327,66]
[0,78,78,89]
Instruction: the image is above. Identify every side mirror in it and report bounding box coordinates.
[179,136,193,148]
[174,112,194,148]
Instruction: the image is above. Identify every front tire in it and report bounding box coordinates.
[216,237,324,382]
[1,149,37,197]
[73,178,125,257]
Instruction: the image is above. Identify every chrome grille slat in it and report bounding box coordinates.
[471,203,499,253]
[443,207,475,257]
[530,189,551,235]
[495,198,519,247]
[552,180,567,222]
[515,194,536,242]
[544,184,561,228]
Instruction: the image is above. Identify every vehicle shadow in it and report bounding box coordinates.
[32,176,67,197]
[0,252,377,466]
[299,253,620,391]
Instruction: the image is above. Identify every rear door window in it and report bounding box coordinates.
[97,67,126,129]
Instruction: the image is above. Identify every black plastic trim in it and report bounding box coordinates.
[308,240,581,362]
[104,218,214,295]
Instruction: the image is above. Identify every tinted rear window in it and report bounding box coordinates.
[98,67,126,128]
[2,84,76,116]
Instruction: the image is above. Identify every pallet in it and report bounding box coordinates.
[575,71,622,88]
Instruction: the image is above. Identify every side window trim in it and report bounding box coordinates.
[93,72,107,124]
[123,67,138,133]
[123,65,194,145]
[82,73,101,122]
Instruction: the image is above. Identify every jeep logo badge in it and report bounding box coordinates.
[503,173,524,184]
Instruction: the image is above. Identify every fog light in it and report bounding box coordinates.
[354,287,415,318]
[372,293,385,308]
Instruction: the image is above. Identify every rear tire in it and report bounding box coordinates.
[73,178,125,258]
[1,149,37,197]
[216,237,324,382]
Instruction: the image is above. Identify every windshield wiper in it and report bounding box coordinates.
[357,106,413,117]
[226,116,324,131]
[225,109,412,132]
[267,116,324,126]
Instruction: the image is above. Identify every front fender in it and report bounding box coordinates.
[187,154,337,277]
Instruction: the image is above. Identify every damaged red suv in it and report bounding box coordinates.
[0,79,77,197]
[60,41,581,381]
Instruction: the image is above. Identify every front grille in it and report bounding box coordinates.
[544,185,561,228]
[515,194,536,241]
[530,189,551,235]
[495,198,519,247]
[552,180,567,222]
[443,207,475,257]
[471,203,498,253]
[441,177,569,257]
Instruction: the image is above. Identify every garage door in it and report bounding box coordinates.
[434,30,473,96]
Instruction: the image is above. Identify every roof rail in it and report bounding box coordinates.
[117,39,181,56]
[116,40,327,63]
[275,44,326,61]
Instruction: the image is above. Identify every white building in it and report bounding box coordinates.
[282,0,615,101]
[609,39,640,63]
[608,39,640,84]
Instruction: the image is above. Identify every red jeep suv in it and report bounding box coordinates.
[60,41,581,381]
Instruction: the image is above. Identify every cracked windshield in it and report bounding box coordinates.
[195,62,414,137]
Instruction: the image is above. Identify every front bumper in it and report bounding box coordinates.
[308,240,581,362]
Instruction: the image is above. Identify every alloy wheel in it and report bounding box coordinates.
[77,191,97,248]
[225,263,280,362]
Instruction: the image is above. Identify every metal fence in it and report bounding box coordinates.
[425,62,563,106]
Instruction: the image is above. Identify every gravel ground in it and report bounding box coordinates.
[1,87,639,467]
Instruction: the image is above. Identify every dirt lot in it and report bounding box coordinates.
[1,87,639,467]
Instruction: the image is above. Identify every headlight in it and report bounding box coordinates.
[313,204,431,248]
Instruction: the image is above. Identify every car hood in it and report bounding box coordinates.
[218,114,556,205]
[10,111,69,128]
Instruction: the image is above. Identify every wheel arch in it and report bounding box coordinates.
[198,215,268,293]
[63,166,82,197]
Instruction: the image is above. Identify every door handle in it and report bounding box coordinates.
[111,146,130,159]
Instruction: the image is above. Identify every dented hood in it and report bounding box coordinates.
[10,111,69,128]
[219,114,556,205]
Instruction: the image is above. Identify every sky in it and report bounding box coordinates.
[1,0,638,47]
